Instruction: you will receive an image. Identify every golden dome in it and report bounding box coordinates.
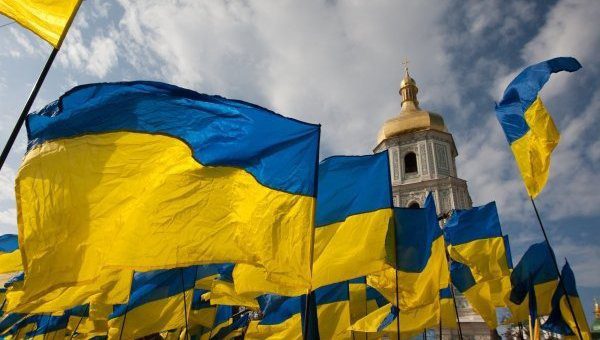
[376,68,447,145]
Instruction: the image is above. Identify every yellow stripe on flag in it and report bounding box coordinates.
[0,0,81,47]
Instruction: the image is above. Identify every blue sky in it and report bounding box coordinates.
[0,0,598,324]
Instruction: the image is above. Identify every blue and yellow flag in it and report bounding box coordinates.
[368,193,449,310]
[508,242,559,323]
[246,281,351,340]
[209,264,258,308]
[65,304,107,338]
[348,278,388,340]
[0,235,22,274]
[439,286,458,329]
[25,313,70,339]
[450,261,498,328]
[188,289,216,331]
[195,264,223,290]
[16,81,320,301]
[4,268,132,315]
[234,152,393,296]
[0,0,81,47]
[542,261,591,339]
[1,313,37,338]
[210,305,249,340]
[312,153,393,289]
[444,202,511,283]
[348,300,440,338]
[107,266,196,339]
[495,57,582,198]
[0,312,26,335]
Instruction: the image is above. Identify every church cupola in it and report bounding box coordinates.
[400,67,420,111]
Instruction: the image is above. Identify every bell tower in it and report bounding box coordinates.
[375,65,472,215]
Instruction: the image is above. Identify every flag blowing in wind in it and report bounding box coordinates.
[495,57,581,198]
[16,81,320,300]
[0,0,81,47]
[0,235,22,274]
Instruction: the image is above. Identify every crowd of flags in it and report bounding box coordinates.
[0,1,592,339]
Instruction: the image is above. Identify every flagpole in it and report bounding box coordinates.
[180,268,190,340]
[529,197,584,339]
[0,0,82,172]
[69,304,89,340]
[302,130,320,340]
[448,284,463,340]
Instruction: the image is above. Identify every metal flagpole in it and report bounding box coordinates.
[302,132,321,340]
[69,304,89,340]
[0,0,82,172]
[180,268,190,340]
[439,310,442,340]
[529,198,584,339]
[393,224,401,340]
[448,284,463,340]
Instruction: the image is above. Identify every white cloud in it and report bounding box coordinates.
[0,166,16,203]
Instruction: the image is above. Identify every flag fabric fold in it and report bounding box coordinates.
[495,57,582,197]
[450,261,498,328]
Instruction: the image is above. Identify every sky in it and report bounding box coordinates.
[0,0,599,325]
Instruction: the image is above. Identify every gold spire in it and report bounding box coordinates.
[375,61,447,145]
[399,57,419,111]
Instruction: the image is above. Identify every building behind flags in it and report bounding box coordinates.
[495,57,581,198]
[16,81,320,304]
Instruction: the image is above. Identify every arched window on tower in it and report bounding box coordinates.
[408,202,420,209]
[404,152,418,174]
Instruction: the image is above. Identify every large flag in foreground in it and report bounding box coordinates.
[16,81,320,300]
[542,261,591,339]
[0,0,81,47]
[495,57,581,198]
[0,234,22,274]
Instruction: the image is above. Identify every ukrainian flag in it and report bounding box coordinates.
[1,313,38,338]
[233,152,393,296]
[444,202,511,283]
[195,264,223,290]
[0,0,81,47]
[189,289,216,331]
[542,261,591,339]
[0,235,22,274]
[107,266,196,339]
[495,57,582,198]
[508,242,559,323]
[312,153,393,289]
[66,304,107,338]
[25,313,70,339]
[439,286,457,329]
[4,268,132,314]
[368,193,449,309]
[450,261,498,328]
[0,313,26,335]
[348,300,439,337]
[210,306,249,340]
[209,264,258,308]
[17,81,320,302]
[246,281,352,339]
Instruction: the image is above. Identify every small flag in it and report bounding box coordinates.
[444,202,511,283]
[0,235,22,274]
[495,57,582,198]
[0,0,81,47]
[368,193,449,309]
[541,261,591,339]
